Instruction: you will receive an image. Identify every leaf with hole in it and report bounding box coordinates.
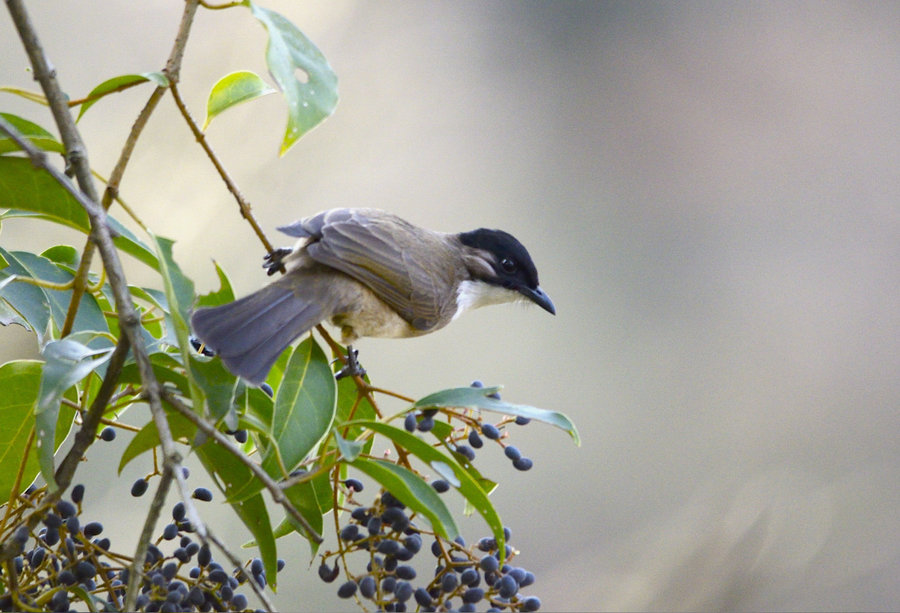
[247,2,338,155]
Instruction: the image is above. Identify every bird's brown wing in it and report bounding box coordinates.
[278,209,458,331]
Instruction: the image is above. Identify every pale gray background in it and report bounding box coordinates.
[2,2,899,611]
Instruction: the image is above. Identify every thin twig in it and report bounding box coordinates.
[60,0,200,336]
[169,82,275,252]
[123,462,178,611]
[161,389,324,544]
[4,2,187,603]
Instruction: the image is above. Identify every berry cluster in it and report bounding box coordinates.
[0,481,279,612]
[318,488,541,611]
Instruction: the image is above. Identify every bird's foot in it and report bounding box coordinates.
[335,346,366,380]
[263,247,293,276]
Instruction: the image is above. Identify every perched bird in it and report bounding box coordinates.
[190,208,555,384]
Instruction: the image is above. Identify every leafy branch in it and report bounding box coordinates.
[0,1,577,611]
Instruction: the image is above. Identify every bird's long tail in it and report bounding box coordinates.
[190,274,331,385]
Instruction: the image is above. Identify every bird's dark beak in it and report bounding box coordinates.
[520,285,556,315]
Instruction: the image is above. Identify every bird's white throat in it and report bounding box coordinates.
[453,280,522,320]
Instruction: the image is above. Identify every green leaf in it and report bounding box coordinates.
[414,386,580,445]
[204,71,276,130]
[0,157,89,229]
[333,428,364,462]
[247,1,338,155]
[350,420,505,556]
[350,457,459,541]
[77,72,169,120]
[261,337,336,479]
[41,245,80,271]
[36,334,114,489]
[194,261,236,308]
[0,113,64,154]
[190,356,239,425]
[0,157,160,270]
[149,233,203,410]
[0,247,109,342]
[282,475,326,554]
[0,361,76,501]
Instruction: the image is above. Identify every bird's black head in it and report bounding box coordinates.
[458,228,555,315]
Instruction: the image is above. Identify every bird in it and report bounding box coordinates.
[190,208,555,385]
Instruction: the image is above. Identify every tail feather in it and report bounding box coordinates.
[190,276,329,384]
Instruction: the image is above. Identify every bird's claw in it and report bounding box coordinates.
[335,347,366,380]
[263,247,293,276]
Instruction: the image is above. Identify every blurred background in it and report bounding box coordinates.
[2,2,899,610]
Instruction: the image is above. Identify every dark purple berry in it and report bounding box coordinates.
[343,478,364,492]
[192,487,213,502]
[504,445,521,461]
[455,445,476,461]
[395,565,416,580]
[70,484,85,504]
[232,594,248,609]
[414,587,433,607]
[515,415,531,425]
[481,424,500,440]
[460,567,480,586]
[377,539,401,555]
[359,575,376,598]
[513,457,534,471]
[234,429,248,444]
[394,580,413,602]
[83,521,103,537]
[66,516,80,535]
[131,478,149,497]
[172,502,186,522]
[72,561,96,581]
[441,571,459,592]
[462,587,485,603]
[58,569,76,585]
[470,380,484,388]
[404,413,417,432]
[197,544,211,567]
[404,533,422,553]
[318,562,339,583]
[417,416,435,432]
[496,573,518,598]
[340,524,360,541]
[431,479,450,493]
[56,500,76,519]
[250,558,263,576]
[521,596,542,611]
[477,537,496,552]
[366,516,382,536]
[337,580,357,598]
[468,429,484,448]
[100,427,116,442]
[162,523,178,540]
[479,555,499,572]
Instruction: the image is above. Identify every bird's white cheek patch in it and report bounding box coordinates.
[453,280,521,320]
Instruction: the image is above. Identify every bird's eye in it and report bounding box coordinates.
[500,257,517,273]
